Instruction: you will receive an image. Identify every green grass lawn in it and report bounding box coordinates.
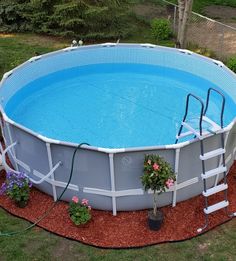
[0,33,68,77]
[1,208,236,261]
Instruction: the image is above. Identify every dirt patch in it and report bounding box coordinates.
[203,5,236,21]
[52,238,86,261]
[132,3,174,20]
[198,242,211,253]
[186,20,236,58]
[19,34,68,49]
[186,5,236,58]
[0,33,15,38]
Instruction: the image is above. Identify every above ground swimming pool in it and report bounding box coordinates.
[1,43,236,214]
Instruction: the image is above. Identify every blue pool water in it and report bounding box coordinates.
[5,63,236,148]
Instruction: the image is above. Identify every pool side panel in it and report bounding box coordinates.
[50,144,113,210]
[1,118,236,211]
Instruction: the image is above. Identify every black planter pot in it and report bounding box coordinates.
[15,200,28,208]
[147,210,164,231]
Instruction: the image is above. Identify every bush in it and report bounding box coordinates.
[141,154,175,216]
[151,18,172,41]
[0,171,32,204]
[68,196,91,226]
[227,57,236,73]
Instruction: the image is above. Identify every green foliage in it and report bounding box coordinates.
[141,154,175,216]
[0,0,131,40]
[68,196,91,226]
[227,57,236,73]
[0,172,32,203]
[151,18,172,41]
[141,154,175,193]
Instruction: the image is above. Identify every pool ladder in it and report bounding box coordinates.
[175,88,236,233]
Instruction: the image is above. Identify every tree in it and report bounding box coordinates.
[177,0,193,48]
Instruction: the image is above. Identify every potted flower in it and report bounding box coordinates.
[0,171,32,208]
[141,154,176,231]
[68,196,92,226]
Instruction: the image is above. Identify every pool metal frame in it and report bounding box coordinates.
[0,43,236,215]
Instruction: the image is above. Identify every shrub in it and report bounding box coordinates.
[151,18,172,41]
[227,57,236,73]
[68,196,92,226]
[141,154,175,216]
[0,171,32,203]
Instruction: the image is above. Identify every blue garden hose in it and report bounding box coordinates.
[0,142,89,236]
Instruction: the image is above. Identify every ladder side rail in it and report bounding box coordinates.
[186,94,205,136]
[204,88,225,128]
[175,93,205,144]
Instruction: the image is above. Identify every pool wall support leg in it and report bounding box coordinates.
[6,122,19,172]
[172,148,180,207]
[46,143,57,202]
[109,153,117,216]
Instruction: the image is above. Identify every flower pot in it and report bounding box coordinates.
[147,210,164,231]
[15,200,28,208]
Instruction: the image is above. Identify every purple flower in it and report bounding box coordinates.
[0,183,7,195]
[1,171,32,201]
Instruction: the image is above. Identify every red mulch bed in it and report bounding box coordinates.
[1,164,236,249]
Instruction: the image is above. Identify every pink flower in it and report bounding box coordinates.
[88,206,92,210]
[147,159,151,165]
[72,196,79,203]
[153,163,160,171]
[166,178,175,189]
[82,198,89,205]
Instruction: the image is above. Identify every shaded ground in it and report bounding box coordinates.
[132,2,236,59]
[203,5,236,21]
[186,5,236,58]
[132,3,175,20]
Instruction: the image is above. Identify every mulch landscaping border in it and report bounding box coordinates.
[1,164,236,249]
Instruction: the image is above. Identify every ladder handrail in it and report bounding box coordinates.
[183,93,205,136]
[204,88,225,128]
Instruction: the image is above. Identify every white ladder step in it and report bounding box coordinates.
[181,122,209,138]
[202,183,228,197]
[176,131,193,139]
[201,166,227,179]
[204,200,229,214]
[200,148,225,160]
[181,122,200,137]
[202,116,221,132]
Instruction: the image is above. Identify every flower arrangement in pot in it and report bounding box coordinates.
[0,171,32,208]
[68,196,92,226]
[141,154,176,231]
